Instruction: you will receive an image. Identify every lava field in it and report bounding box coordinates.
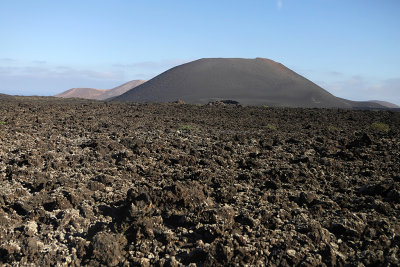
[0,98,399,266]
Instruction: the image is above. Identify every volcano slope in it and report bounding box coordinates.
[112,58,383,109]
[0,98,399,266]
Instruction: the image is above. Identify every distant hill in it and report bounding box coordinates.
[55,80,145,100]
[0,93,16,101]
[98,80,145,100]
[55,88,107,100]
[336,98,386,109]
[112,58,384,109]
[0,93,11,98]
[368,100,400,109]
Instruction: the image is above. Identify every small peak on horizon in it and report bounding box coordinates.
[255,57,279,63]
[195,57,280,64]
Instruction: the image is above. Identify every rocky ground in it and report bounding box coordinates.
[0,97,399,266]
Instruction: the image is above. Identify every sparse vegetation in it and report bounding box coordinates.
[264,123,276,131]
[0,121,8,125]
[370,122,389,133]
[179,125,194,131]
[328,125,340,132]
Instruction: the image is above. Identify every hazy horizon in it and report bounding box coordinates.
[1,0,399,104]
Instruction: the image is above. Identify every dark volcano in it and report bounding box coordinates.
[112,58,383,108]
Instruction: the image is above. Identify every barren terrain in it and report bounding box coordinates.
[0,97,399,266]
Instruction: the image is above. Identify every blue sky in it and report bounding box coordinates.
[0,0,399,104]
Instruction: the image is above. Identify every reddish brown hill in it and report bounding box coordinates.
[55,88,107,100]
[55,80,145,100]
[99,80,145,100]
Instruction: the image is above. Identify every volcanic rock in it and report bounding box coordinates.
[0,96,399,266]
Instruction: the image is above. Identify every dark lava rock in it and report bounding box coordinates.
[346,133,373,149]
[90,232,127,266]
[298,192,316,205]
[0,98,399,266]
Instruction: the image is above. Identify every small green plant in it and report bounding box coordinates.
[264,124,276,131]
[179,125,194,131]
[328,125,340,132]
[370,122,389,133]
[0,121,8,125]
